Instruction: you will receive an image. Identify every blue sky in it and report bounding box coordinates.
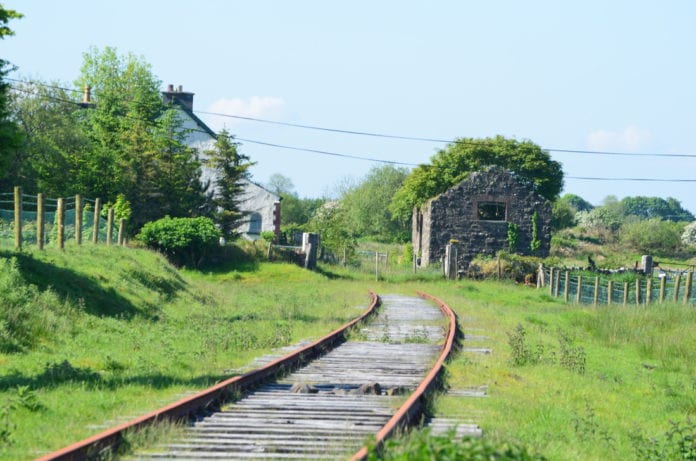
[4,1,696,214]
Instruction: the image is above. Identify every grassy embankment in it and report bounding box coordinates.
[1,242,694,460]
[0,244,369,460]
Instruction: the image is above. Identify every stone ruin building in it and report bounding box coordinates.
[412,166,552,274]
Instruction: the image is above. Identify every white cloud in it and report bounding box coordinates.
[205,96,286,130]
[585,125,652,152]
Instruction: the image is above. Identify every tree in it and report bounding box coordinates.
[0,5,24,181]
[5,81,90,194]
[266,173,295,196]
[682,221,696,247]
[619,196,694,222]
[390,136,563,220]
[205,129,253,238]
[340,165,410,242]
[74,46,210,231]
[559,193,594,212]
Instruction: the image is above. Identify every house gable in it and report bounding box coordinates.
[413,166,551,270]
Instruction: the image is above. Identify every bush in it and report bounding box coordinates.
[682,221,696,247]
[137,216,221,268]
[468,252,541,283]
[619,218,684,255]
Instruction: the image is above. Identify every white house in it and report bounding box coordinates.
[162,85,281,240]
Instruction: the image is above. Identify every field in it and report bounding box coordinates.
[0,244,694,460]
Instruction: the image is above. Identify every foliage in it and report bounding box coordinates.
[577,205,625,232]
[340,165,410,242]
[619,218,684,255]
[390,135,564,220]
[629,417,696,461]
[265,173,295,195]
[468,252,541,282]
[205,130,253,238]
[137,216,220,267]
[308,201,356,256]
[559,193,594,212]
[280,193,324,227]
[620,196,694,222]
[370,429,546,460]
[0,5,24,186]
[0,258,67,352]
[681,221,696,247]
[551,199,577,231]
[530,211,541,254]
[507,222,519,252]
[8,47,212,234]
[104,193,132,221]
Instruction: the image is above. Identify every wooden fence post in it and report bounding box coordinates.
[118,219,125,246]
[659,276,666,303]
[75,194,82,245]
[57,197,65,250]
[646,278,652,305]
[548,267,554,295]
[607,280,614,305]
[563,271,570,302]
[92,198,101,244]
[673,274,682,303]
[576,275,582,304]
[37,193,45,250]
[684,272,693,305]
[623,282,629,306]
[554,269,560,297]
[635,279,641,306]
[593,277,599,306]
[537,264,545,289]
[106,208,114,246]
[14,186,22,250]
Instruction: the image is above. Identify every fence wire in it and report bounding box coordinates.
[0,192,118,248]
[544,268,695,306]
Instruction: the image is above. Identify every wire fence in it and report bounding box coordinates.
[0,188,123,250]
[540,266,695,306]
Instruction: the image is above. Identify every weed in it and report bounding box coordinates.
[572,402,615,449]
[0,405,14,448]
[558,330,586,374]
[404,326,430,344]
[629,417,696,460]
[507,324,534,366]
[12,386,44,412]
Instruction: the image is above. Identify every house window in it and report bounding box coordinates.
[248,212,262,234]
[477,202,506,221]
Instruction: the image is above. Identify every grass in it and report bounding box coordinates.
[1,241,694,460]
[409,279,696,460]
[0,244,368,460]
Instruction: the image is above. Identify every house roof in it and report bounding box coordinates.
[167,99,217,139]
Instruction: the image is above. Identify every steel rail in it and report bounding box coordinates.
[348,291,458,461]
[36,292,380,461]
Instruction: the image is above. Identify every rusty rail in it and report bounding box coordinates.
[36,292,380,461]
[348,291,458,460]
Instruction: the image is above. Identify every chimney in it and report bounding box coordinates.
[161,83,195,111]
[79,85,94,108]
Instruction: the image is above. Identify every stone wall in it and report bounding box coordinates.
[413,166,551,270]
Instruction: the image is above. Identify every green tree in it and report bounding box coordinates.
[0,5,24,181]
[266,173,295,195]
[560,193,594,212]
[5,81,90,194]
[205,130,253,238]
[340,165,410,242]
[619,196,694,222]
[390,136,563,220]
[308,201,356,256]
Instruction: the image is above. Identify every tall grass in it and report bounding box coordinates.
[0,245,368,460]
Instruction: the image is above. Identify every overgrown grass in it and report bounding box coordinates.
[416,280,696,460]
[0,244,368,460]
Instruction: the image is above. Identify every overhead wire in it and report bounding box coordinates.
[7,78,696,181]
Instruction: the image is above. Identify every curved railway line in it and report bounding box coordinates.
[38,292,459,461]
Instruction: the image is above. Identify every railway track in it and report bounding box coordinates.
[38,292,458,461]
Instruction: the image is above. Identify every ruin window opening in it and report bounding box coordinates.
[477,201,506,221]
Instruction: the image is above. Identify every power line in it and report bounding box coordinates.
[7,79,696,182]
[10,77,696,159]
[567,176,696,183]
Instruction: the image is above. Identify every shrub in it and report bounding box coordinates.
[619,218,683,255]
[682,221,696,247]
[137,216,221,268]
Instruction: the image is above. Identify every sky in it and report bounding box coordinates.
[4,1,696,214]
